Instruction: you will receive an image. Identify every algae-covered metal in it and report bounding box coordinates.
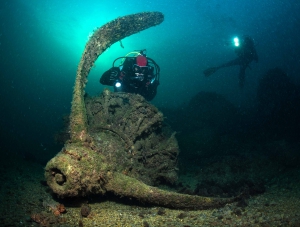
[70,12,164,143]
[45,12,239,209]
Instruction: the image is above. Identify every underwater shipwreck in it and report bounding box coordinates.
[44,12,240,210]
[0,9,299,227]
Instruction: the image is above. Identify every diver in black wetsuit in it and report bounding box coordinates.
[100,49,160,101]
[203,35,258,88]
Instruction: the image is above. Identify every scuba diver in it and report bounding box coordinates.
[203,35,258,88]
[100,49,160,101]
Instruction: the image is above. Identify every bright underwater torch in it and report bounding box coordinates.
[114,81,122,92]
[233,37,240,47]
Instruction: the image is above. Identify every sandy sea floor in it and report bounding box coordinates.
[1,152,300,227]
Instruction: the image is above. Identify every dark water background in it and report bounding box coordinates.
[0,0,299,165]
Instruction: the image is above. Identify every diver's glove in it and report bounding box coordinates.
[100,67,120,86]
[109,67,120,81]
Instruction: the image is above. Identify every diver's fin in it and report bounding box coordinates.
[203,67,219,77]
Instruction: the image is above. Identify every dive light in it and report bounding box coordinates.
[233,37,240,47]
